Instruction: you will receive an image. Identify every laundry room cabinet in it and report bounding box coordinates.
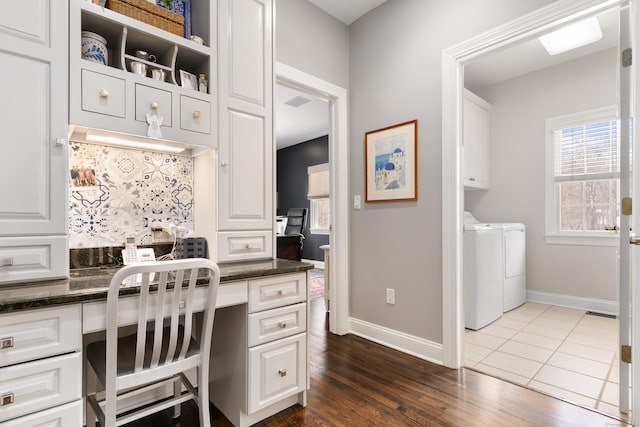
[463,89,491,190]
[216,0,274,262]
[0,0,69,283]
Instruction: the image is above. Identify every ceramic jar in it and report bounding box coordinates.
[81,31,108,65]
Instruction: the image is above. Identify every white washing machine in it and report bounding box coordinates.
[500,223,526,312]
[463,214,503,330]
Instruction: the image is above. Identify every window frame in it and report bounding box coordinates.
[544,105,619,246]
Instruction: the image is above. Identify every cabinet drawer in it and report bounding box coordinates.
[217,230,272,263]
[0,236,67,284]
[0,305,81,368]
[248,333,306,414]
[81,69,125,118]
[248,273,307,313]
[0,400,82,427]
[135,83,172,127]
[180,95,211,134]
[248,303,306,347]
[0,353,81,422]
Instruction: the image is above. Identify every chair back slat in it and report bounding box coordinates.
[135,272,152,371]
[165,269,185,365]
[177,268,198,360]
[150,271,170,368]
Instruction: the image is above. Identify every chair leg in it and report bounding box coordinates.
[198,366,210,426]
[86,365,97,427]
[173,377,181,419]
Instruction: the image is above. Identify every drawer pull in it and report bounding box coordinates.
[151,101,159,109]
[0,337,13,349]
[0,393,14,406]
[278,321,287,329]
[193,110,201,119]
[245,244,252,249]
[178,300,186,309]
[278,289,288,296]
[278,369,287,377]
[0,258,13,267]
[99,88,110,98]
[220,159,229,167]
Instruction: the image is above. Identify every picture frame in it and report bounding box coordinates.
[365,119,418,202]
[179,69,197,90]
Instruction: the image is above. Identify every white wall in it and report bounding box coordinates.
[348,0,557,343]
[466,47,618,302]
[276,0,350,89]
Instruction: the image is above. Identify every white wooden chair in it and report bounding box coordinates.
[85,258,220,427]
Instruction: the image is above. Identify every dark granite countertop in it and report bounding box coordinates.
[0,259,313,314]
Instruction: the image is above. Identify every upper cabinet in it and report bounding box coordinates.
[0,0,69,282]
[69,0,216,154]
[216,0,274,262]
[463,89,491,190]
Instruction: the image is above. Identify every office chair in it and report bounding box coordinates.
[85,258,220,427]
[284,207,307,236]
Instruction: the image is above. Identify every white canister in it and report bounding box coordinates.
[81,31,108,65]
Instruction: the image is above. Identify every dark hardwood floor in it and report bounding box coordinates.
[127,298,628,427]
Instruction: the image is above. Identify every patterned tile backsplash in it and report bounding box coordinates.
[69,142,194,248]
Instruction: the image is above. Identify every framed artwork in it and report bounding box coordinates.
[179,70,197,90]
[365,119,418,202]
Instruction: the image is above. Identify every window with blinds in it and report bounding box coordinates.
[553,119,619,231]
[545,106,621,239]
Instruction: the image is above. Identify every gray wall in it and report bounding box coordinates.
[466,48,618,302]
[276,0,349,89]
[276,0,558,344]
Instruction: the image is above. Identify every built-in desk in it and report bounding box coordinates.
[0,259,313,427]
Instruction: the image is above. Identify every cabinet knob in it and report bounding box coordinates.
[54,138,65,147]
[151,101,159,109]
[278,289,288,296]
[220,160,228,167]
[0,337,14,349]
[193,110,201,119]
[278,369,287,377]
[99,88,110,98]
[0,258,13,267]
[245,244,252,249]
[0,393,14,406]
[278,321,287,329]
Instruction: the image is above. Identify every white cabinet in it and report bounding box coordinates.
[0,0,69,283]
[463,89,491,190]
[217,0,274,261]
[69,0,216,153]
[0,306,82,425]
[210,272,308,427]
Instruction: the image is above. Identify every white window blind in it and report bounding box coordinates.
[548,108,620,233]
[308,163,329,199]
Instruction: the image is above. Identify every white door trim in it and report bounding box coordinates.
[275,62,350,335]
[441,0,626,368]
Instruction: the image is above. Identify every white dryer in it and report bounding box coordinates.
[463,214,503,330]
[500,223,526,312]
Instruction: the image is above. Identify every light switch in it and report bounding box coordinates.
[354,195,361,210]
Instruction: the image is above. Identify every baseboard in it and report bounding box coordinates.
[526,290,618,316]
[302,258,324,269]
[349,317,444,365]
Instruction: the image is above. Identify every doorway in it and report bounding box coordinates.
[441,0,635,420]
[275,63,349,335]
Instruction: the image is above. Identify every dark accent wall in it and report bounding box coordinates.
[277,135,329,261]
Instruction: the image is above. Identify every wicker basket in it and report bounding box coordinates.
[106,0,184,37]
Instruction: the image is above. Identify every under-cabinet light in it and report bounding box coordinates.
[539,17,602,56]
[85,132,186,154]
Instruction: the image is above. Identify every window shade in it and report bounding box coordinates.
[553,120,618,182]
[308,163,329,199]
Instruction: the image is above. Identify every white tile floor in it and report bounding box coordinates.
[464,302,624,418]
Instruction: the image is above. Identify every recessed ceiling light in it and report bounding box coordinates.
[539,17,603,56]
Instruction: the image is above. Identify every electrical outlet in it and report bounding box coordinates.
[386,288,395,305]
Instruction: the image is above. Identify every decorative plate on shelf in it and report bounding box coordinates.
[157,0,192,38]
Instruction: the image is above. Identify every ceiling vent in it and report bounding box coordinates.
[285,96,312,108]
